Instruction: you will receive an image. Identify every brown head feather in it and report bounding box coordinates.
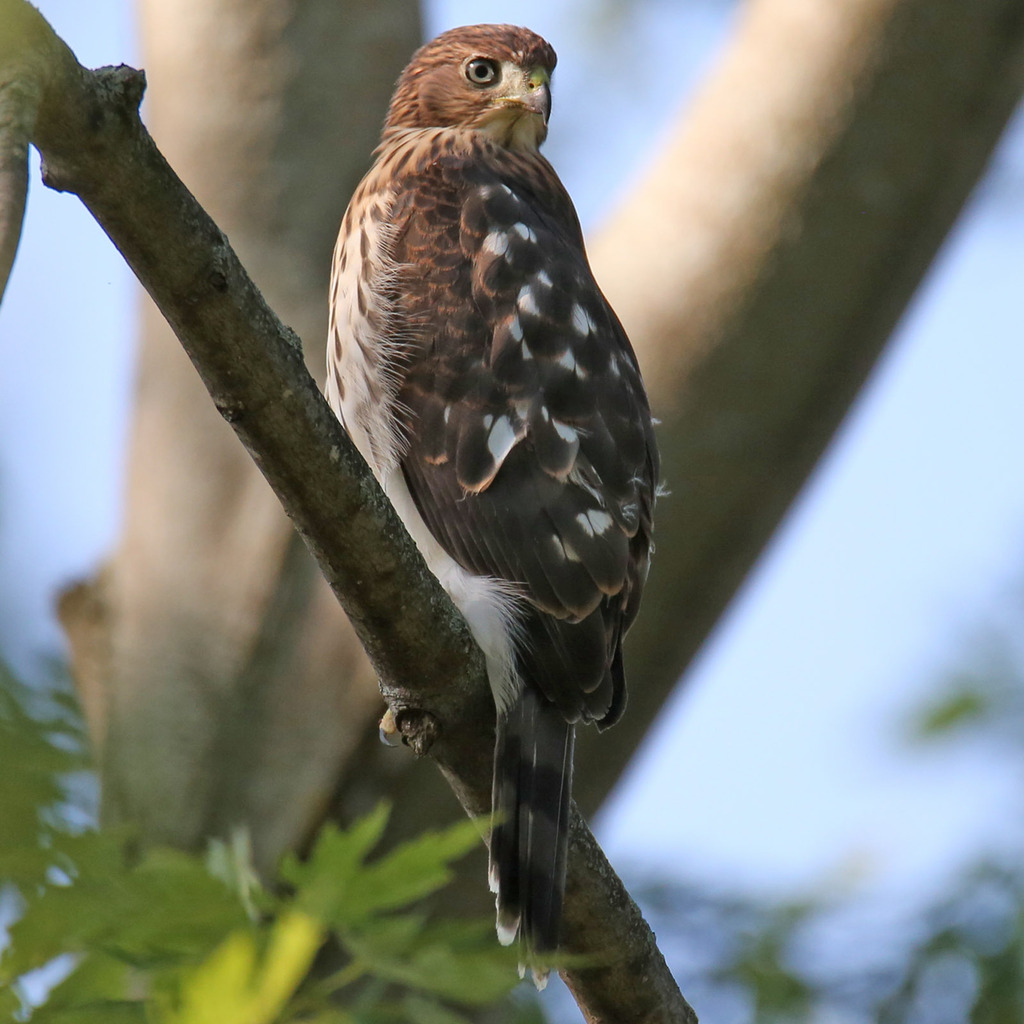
[384,24,557,137]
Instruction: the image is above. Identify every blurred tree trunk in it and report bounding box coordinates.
[59,0,1024,895]
[577,0,1024,808]
[61,0,422,873]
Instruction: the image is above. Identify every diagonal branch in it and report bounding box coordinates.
[0,0,49,301]
[0,74,30,303]
[0,3,693,1020]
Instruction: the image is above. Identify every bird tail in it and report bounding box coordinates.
[489,686,575,961]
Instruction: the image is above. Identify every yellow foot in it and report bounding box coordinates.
[379,707,399,746]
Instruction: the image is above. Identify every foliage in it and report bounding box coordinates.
[623,589,1024,1024]
[0,662,522,1023]
[11,587,1024,1024]
[629,859,1024,1024]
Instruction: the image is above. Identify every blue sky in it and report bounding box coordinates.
[3,0,1024,950]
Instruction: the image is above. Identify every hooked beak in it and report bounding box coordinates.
[523,81,551,124]
[524,67,551,124]
[482,65,552,148]
[499,66,550,124]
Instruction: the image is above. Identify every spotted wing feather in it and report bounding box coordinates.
[379,143,656,954]
[393,146,657,705]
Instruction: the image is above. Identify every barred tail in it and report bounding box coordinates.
[489,686,575,958]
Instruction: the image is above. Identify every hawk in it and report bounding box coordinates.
[327,23,658,960]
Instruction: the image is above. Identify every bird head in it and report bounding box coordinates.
[384,24,557,151]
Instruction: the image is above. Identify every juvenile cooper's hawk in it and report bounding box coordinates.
[327,24,658,959]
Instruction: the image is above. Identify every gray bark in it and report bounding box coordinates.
[68,0,422,872]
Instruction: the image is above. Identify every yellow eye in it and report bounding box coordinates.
[466,58,500,86]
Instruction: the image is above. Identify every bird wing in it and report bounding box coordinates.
[387,140,658,725]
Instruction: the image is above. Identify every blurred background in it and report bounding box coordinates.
[2,1,1024,1021]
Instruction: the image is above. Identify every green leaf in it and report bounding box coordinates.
[27,999,146,1024]
[400,995,473,1024]
[913,685,989,738]
[29,1002,148,1024]
[4,834,249,981]
[286,808,483,930]
[32,951,134,1011]
[714,902,814,1018]
[0,985,22,1020]
[0,669,89,892]
[349,819,483,920]
[159,910,324,1024]
[281,805,392,925]
[292,1011,356,1024]
[345,918,518,1006]
[206,829,267,921]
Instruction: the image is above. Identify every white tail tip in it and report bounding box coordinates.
[496,908,520,947]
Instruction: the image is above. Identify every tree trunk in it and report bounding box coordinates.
[62,0,421,873]
[576,0,1024,810]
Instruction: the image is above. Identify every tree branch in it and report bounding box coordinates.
[0,3,693,1020]
[86,0,422,871]
[0,76,29,303]
[0,0,48,301]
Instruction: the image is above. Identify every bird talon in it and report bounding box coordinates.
[378,707,399,746]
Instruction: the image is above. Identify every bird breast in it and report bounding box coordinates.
[327,188,406,481]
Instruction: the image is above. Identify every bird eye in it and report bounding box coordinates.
[465,58,500,86]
